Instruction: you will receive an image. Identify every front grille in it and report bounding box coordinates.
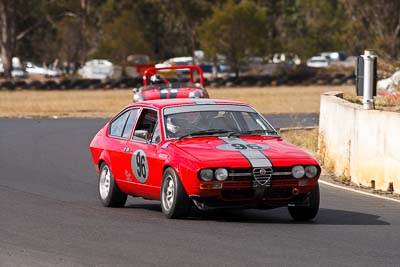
[253,167,273,186]
[271,167,292,180]
[228,167,294,181]
[228,168,253,181]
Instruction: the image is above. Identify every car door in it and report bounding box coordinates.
[122,108,164,199]
[106,108,139,181]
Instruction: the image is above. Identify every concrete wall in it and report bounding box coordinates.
[319,91,400,193]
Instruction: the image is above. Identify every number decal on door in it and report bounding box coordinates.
[131,149,149,183]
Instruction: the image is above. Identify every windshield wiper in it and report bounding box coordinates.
[178,129,237,140]
[238,129,278,136]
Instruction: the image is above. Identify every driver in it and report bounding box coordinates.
[166,112,202,138]
[149,74,165,85]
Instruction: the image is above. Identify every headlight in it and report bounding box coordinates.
[292,165,305,179]
[199,169,213,181]
[305,166,318,178]
[215,168,228,181]
[133,93,144,102]
[189,91,201,98]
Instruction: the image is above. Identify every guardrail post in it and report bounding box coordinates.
[361,50,377,110]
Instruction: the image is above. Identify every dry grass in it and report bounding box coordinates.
[280,128,319,155]
[0,85,354,118]
[209,85,354,114]
[344,92,400,112]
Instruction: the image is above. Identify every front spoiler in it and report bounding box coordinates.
[190,194,311,211]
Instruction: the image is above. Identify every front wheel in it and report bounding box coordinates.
[288,183,320,221]
[161,167,191,219]
[98,162,127,207]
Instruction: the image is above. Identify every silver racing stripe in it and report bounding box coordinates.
[217,137,272,167]
[169,89,178,98]
[160,89,168,99]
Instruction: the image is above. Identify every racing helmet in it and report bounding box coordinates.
[166,117,180,136]
[149,74,164,85]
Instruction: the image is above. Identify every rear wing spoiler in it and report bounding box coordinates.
[143,65,204,86]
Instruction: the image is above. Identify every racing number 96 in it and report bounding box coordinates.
[232,144,262,150]
[131,149,149,183]
[136,152,146,178]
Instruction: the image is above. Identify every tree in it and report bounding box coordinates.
[95,10,150,64]
[56,17,85,71]
[199,0,267,77]
[0,0,16,79]
[278,0,348,58]
[164,0,216,59]
[342,0,400,59]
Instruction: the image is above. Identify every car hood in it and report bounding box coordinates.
[172,136,314,166]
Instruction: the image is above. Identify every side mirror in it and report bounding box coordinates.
[133,130,150,141]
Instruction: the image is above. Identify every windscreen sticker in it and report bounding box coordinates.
[217,137,272,167]
[131,149,149,183]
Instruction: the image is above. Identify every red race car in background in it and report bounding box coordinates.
[132,65,209,102]
[89,98,321,220]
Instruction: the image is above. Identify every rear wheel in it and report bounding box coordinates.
[161,167,191,219]
[98,162,127,207]
[288,183,320,221]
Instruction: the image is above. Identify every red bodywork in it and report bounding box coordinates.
[133,65,209,102]
[90,99,320,209]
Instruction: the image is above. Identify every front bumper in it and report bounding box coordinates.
[189,178,318,210]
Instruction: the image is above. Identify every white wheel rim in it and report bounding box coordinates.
[162,175,175,211]
[99,165,111,200]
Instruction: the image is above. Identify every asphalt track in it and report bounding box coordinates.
[1,118,400,267]
[263,113,319,129]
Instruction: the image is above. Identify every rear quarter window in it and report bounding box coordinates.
[109,111,130,137]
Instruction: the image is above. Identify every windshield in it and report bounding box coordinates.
[163,105,277,139]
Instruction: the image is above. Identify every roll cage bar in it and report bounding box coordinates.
[143,65,204,86]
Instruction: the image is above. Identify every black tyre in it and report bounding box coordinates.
[288,183,320,221]
[98,162,127,207]
[161,167,191,219]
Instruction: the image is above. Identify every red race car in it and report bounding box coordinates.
[90,99,321,220]
[132,65,209,102]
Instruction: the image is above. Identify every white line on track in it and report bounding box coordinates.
[319,180,400,204]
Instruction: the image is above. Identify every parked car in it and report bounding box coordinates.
[89,98,321,220]
[78,59,122,79]
[318,52,347,62]
[25,61,63,77]
[0,57,28,78]
[155,57,194,77]
[306,56,330,68]
[272,53,301,65]
[125,54,155,78]
[46,66,63,77]
[25,62,48,76]
[199,63,231,79]
[132,65,209,102]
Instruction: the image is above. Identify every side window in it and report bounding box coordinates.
[132,109,158,142]
[151,122,161,144]
[109,111,130,137]
[122,109,139,138]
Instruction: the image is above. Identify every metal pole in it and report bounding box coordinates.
[361,50,377,110]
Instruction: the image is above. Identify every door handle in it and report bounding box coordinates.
[124,147,130,152]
